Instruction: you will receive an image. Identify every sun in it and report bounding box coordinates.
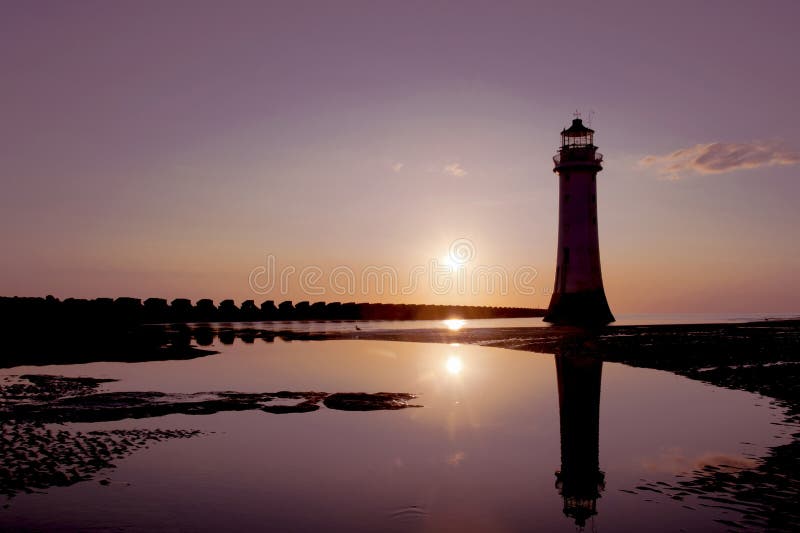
[440,255,459,272]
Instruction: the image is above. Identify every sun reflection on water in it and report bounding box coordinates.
[446,356,463,375]
[443,319,466,331]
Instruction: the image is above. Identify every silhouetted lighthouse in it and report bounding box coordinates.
[544,118,614,325]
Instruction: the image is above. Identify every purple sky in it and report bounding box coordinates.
[2,1,799,313]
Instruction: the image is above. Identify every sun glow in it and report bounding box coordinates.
[445,356,463,375]
[440,255,460,272]
[443,319,466,331]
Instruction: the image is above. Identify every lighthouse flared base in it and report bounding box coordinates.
[544,289,615,326]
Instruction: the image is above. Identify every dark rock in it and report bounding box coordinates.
[260,300,277,316]
[170,298,193,317]
[323,392,420,411]
[219,299,239,319]
[143,298,169,321]
[261,402,320,414]
[218,330,235,345]
[278,300,294,319]
[1,376,421,425]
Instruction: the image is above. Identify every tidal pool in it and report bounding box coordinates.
[0,339,791,531]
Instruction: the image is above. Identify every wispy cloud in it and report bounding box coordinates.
[391,162,404,173]
[640,140,800,180]
[446,451,466,467]
[443,162,467,177]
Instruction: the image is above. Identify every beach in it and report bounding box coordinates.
[2,319,798,530]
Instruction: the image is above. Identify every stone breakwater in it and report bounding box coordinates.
[1,295,543,324]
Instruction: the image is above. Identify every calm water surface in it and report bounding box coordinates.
[0,339,791,532]
[199,312,800,333]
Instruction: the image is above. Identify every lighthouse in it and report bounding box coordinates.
[544,117,614,325]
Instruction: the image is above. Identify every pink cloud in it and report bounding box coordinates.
[640,140,800,180]
[443,162,467,177]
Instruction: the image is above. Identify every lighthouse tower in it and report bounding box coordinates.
[544,118,614,325]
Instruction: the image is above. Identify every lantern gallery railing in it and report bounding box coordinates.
[553,150,603,166]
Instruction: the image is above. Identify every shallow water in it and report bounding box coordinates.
[0,339,792,531]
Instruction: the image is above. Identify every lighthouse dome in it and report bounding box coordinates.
[561,119,594,148]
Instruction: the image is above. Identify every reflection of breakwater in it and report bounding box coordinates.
[1,323,349,368]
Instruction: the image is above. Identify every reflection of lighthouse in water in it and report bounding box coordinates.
[554,353,605,528]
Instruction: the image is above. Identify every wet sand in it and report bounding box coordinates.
[317,320,800,532]
[320,320,800,405]
[0,374,419,500]
[155,319,799,531]
[2,320,799,530]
